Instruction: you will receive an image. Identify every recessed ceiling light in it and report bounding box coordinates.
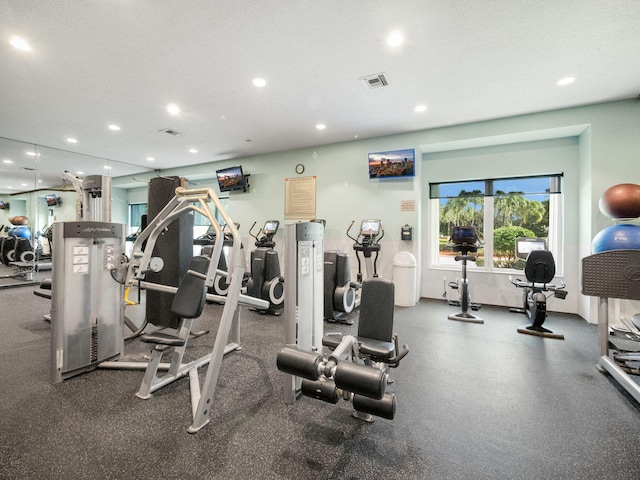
[66,137,78,144]
[556,77,575,86]
[21,183,27,187]
[316,124,326,130]
[146,157,155,162]
[253,78,267,87]
[77,171,84,175]
[3,159,13,164]
[104,165,111,170]
[414,104,427,113]
[108,124,121,131]
[387,30,404,47]
[9,35,31,51]
[166,103,181,115]
[26,151,38,156]
[189,148,198,153]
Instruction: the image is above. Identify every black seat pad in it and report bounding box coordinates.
[171,255,210,319]
[140,331,186,346]
[322,334,395,361]
[357,336,395,360]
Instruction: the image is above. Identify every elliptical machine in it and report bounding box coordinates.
[509,238,567,339]
[447,225,483,324]
[324,249,357,325]
[197,223,247,297]
[347,219,384,284]
[246,220,285,315]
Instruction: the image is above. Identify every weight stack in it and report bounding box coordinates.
[145,176,193,328]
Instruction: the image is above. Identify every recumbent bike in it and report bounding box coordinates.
[509,238,567,339]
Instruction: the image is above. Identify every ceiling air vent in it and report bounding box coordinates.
[159,128,183,136]
[360,73,389,89]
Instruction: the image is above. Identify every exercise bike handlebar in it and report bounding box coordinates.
[249,221,260,241]
[509,276,566,291]
[346,220,358,243]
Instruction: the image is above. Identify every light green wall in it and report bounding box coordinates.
[113,98,640,322]
[420,136,579,315]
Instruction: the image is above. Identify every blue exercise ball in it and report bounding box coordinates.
[592,224,640,253]
[8,226,32,239]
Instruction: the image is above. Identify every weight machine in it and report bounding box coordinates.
[61,171,111,222]
[51,186,269,433]
[279,223,409,421]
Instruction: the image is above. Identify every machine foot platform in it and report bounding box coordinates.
[517,325,564,340]
[448,312,484,324]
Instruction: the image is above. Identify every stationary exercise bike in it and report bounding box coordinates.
[246,220,285,315]
[509,238,567,339]
[447,225,483,324]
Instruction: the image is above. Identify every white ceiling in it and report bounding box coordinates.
[1,0,639,194]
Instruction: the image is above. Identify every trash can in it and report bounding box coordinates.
[392,251,417,307]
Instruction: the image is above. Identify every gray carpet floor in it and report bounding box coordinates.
[1,277,640,480]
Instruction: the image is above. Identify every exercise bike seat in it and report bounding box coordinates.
[510,250,565,290]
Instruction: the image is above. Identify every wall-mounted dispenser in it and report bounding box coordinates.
[401,224,413,241]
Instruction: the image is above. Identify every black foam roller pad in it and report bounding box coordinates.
[353,392,396,420]
[301,379,339,404]
[276,347,322,381]
[334,362,386,400]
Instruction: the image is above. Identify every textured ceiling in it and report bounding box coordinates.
[1,0,639,194]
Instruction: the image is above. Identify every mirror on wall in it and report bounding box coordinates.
[0,136,155,288]
[1,136,155,231]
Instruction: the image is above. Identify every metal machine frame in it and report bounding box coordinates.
[120,187,268,432]
[283,221,325,403]
[582,249,640,403]
[51,186,268,433]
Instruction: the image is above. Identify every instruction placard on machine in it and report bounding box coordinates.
[72,245,89,274]
[300,245,310,275]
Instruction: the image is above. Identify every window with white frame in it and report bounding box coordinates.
[430,174,563,272]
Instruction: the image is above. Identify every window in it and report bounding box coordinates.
[430,174,562,271]
[129,203,147,229]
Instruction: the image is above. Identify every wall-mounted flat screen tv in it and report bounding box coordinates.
[368,148,415,179]
[44,194,61,206]
[216,165,247,192]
